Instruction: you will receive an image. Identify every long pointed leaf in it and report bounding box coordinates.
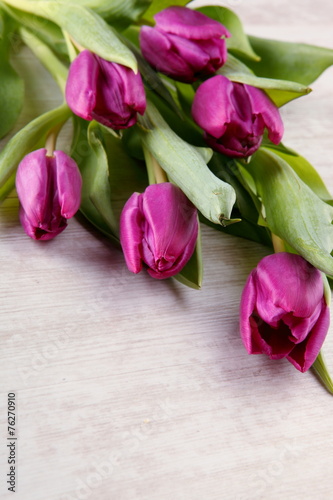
[71,0,152,29]
[244,148,333,276]
[244,36,333,86]
[0,103,71,202]
[3,0,137,70]
[0,9,24,138]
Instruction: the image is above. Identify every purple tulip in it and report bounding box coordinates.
[15,148,82,240]
[140,6,230,83]
[65,50,146,129]
[192,75,284,157]
[240,253,330,372]
[120,183,198,279]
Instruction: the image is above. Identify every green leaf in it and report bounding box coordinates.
[204,153,272,246]
[0,63,24,140]
[71,118,117,240]
[174,224,203,290]
[143,0,189,23]
[218,54,311,107]
[0,103,71,202]
[72,0,152,30]
[71,119,148,241]
[87,122,119,236]
[1,4,67,57]
[243,36,333,86]
[2,0,137,71]
[122,126,145,160]
[197,6,259,62]
[175,81,195,116]
[244,148,333,277]
[146,88,205,146]
[139,101,237,225]
[104,128,149,223]
[264,144,333,204]
[0,10,24,139]
[19,27,68,93]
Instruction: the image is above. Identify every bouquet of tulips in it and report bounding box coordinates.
[0,0,333,392]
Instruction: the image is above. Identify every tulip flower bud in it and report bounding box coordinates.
[66,50,146,129]
[240,253,330,372]
[16,148,82,240]
[120,183,198,279]
[140,6,230,83]
[192,75,284,157]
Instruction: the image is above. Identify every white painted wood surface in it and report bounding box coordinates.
[1,2,333,499]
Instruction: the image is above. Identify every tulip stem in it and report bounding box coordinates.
[63,30,79,62]
[153,157,168,184]
[45,123,65,156]
[272,233,286,253]
[67,34,86,53]
[311,351,333,395]
[143,145,168,184]
[135,18,154,27]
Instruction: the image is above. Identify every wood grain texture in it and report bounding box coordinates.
[1,2,333,499]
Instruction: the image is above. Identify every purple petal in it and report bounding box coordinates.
[141,184,198,272]
[244,85,284,144]
[146,211,198,279]
[205,133,262,158]
[19,206,67,241]
[282,301,322,344]
[240,271,262,354]
[195,38,228,74]
[255,253,324,319]
[192,75,233,138]
[91,58,128,127]
[90,58,146,128]
[287,300,330,372]
[65,50,98,120]
[111,63,146,116]
[54,151,82,219]
[167,33,210,71]
[154,6,231,40]
[120,184,198,279]
[120,192,144,274]
[15,148,51,228]
[251,317,296,360]
[140,27,193,81]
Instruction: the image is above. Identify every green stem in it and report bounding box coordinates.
[311,351,333,395]
[134,17,154,27]
[45,122,64,156]
[272,233,286,253]
[19,27,68,94]
[142,145,168,185]
[62,30,78,62]
[323,274,332,307]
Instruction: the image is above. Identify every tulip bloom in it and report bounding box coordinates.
[140,6,230,83]
[240,253,330,372]
[16,148,82,240]
[66,50,146,129]
[192,75,284,157]
[120,183,198,279]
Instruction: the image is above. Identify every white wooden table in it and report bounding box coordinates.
[1,2,333,499]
